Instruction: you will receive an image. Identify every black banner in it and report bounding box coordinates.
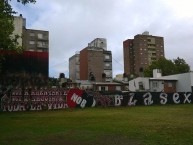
[1,89,193,112]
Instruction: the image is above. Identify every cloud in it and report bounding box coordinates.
[11,0,193,77]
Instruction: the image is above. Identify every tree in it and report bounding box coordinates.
[0,0,36,51]
[173,57,190,74]
[17,0,36,5]
[0,0,36,73]
[0,0,17,51]
[144,57,190,77]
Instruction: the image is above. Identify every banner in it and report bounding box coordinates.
[1,89,68,112]
[1,89,193,112]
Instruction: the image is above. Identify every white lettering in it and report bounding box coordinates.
[8,105,13,112]
[13,105,20,111]
[128,93,137,106]
[76,97,82,104]
[160,93,168,105]
[19,105,26,111]
[48,103,52,110]
[36,105,42,110]
[71,93,78,102]
[80,99,87,108]
[173,93,180,104]
[115,95,123,106]
[184,93,191,104]
[30,104,37,110]
[143,92,153,106]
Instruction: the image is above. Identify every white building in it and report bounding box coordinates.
[88,38,107,50]
[128,69,193,93]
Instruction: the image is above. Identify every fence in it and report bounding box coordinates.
[1,88,193,112]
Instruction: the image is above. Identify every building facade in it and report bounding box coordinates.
[123,31,164,77]
[13,15,49,52]
[23,29,49,52]
[88,38,107,50]
[69,53,80,81]
[6,15,49,77]
[69,38,112,82]
[13,15,26,46]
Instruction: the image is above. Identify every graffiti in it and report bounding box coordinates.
[1,89,68,112]
[66,89,96,108]
[0,89,193,112]
[143,92,153,106]
[94,92,114,107]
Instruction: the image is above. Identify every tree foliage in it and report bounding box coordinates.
[0,0,16,51]
[0,0,36,51]
[173,57,190,73]
[144,57,190,77]
[17,0,36,5]
[0,0,36,73]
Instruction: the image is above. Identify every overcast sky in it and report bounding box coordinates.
[11,0,193,78]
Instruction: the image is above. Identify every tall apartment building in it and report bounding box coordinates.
[69,38,112,82]
[123,31,164,76]
[13,15,49,52]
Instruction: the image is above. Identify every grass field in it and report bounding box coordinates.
[0,104,193,145]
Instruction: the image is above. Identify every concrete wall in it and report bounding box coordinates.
[69,54,80,81]
[88,38,107,50]
[162,72,192,92]
[13,16,25,46]
[149,80,164,92]
[129,77,150,91]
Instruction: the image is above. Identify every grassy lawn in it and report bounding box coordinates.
[0,104,193,145]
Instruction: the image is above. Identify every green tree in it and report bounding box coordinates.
[0,0,36,73]
[173,57,190,74]
[0,0,36,51]
[144,57,190,77]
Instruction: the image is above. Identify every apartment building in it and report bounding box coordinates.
[123,31,164,77]
[69,52,80,81]
[69,38,112,82]
[13,14,49,52]
[23,29,49,52]
[4,15,50,77]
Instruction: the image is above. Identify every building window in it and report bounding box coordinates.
[29,41,35,45]
[38,33,43,39]
[37,41,46,47]
[153,82,158,88]
[104,70,111,77]
[99,86,106,91]
[105,55,110,59]
[29,33,35,36]
[105,63,110,67]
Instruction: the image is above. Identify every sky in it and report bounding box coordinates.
[11,0,193,78]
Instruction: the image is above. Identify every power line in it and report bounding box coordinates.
[112,57,124,69]
[50,60,68,67]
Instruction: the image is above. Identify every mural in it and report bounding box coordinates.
[1,88,193,112]
[1,89,68,112]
